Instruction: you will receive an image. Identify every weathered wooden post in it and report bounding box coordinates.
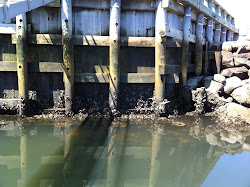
[181,6,191,85]
[221,27,227,42]
[20,123,28,187]
[61,0,74,114]
[214,24,221,43]
[155,0,167,102]
[16,14,28,116]
[195,14,204,76]
[109,0,121,114]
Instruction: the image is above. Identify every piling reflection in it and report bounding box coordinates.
[0,116,249,187]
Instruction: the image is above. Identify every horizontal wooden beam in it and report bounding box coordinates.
[177,0,238,33]
[0,61,64,72]
[12,34,184,47]
[159,64,195,75]
[0,24,16,34]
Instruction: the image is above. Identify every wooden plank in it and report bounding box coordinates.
[12,34,186,47]
[121,73,155,83]
[75,73,109,83]
[0,24,16,34]
[0,61,64,72]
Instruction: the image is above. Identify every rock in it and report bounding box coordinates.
[233,57,250,68]
[231,84,250,106]
[206,91,228,110]
[221,51,234,68]
[216,103,250,125]
[224,76,243,94]
[186,76,205,89]
[202,76,214,88]
[214,74,226,83]
[234,52,250,60]
[206,80,224,94]
[220,66,249,79]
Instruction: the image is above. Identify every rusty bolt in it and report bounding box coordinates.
[114,77,116,80]
[18,26,21,29]
[115,23,118,26]
[18,35,21,39]
[67,67,69,70]
[19,66,22,69]
[113,40,116,43]
[19,19,22,23]
[65,19,68,23]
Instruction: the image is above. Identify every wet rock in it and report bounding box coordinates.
[234,57,250,68]
[214,74,226,83]
[243,143,250,152]
[206,91,228,110]
[221,51,234,67]
[216,103,250,125]
[192,87,206,114]
[231,84,250,106]
[224,76,243,94]
[220,66,249,79]
[202,76,214,88]
[206,80,224,95]
[186,76,205,89]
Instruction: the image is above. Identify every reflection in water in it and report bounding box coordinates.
[0,116,249,187]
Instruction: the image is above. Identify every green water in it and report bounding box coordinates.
[0,115,250,187]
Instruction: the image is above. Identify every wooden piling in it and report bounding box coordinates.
[109,0,121,114]
[61,0,74,114]
[155,0,167,101]
[221,27,227,42]
[181,6,191,86]
[20,123,27,187]
[205,19,213,75]
[195,14,204,76]
[214,24,221,43]
[16,14,28,116]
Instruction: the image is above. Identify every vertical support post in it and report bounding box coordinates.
[155,0,167,101]
[195,14,204,76]
[16,14,28,116]
[181,6,191,86]
[61,0,74,114]
[208,0,213,10]
[205,19,213,75]
[214,24,221,43]
[109,0,121,114]
[221,27,227,42]
[227,30,232,41]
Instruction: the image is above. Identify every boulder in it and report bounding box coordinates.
[186,76,205,89]
[216,103,250,125]
[233,57,250,68]
[214,74,226,83]
[206,91,228,110]
[220,66,249,79]
[221,51,234,68]
[206,80,224,94]
[202,76,214,88]
[234,52,250,60]
[224,76,243,94]
[231,84,250,106]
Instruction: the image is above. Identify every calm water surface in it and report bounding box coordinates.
[0,115,250,187]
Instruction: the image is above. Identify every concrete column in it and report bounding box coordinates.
[221,10,226,20]
[195,14,204,76]
[155,0,167,101]
[221,27,227,42]
[16,14,28,117]
[181,6,191,86]
[61,0,74,114]
[109,0,121,114]
[214,24,221,42]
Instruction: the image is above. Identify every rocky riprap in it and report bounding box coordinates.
[188,41,250,125]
